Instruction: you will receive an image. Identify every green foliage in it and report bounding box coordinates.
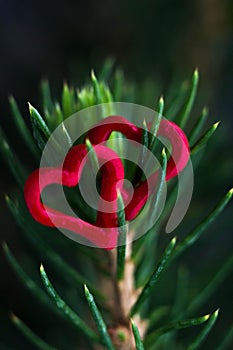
[117,191,127,280]
[85,138,100,176]
[149,96,164,150]
[191,121,220,155]
[1,66,232,349]
[84,285,115,349]
[189,106,208,146]
[173,188,233,259]
[29,103,51,150]
[131,237,176,316]
[0,129,27,187]
[187,309,219,350]
[39,265,99,343]
[9,96,39,158]
[178,68,199,129]
[10,314,58,350]
[2,243,55,313]
[145,312,211,347]
[131,319,144,350]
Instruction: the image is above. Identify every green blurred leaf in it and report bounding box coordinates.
[85,138,99,176]
[166,80,188,120]
[133,148,167,274]
[186,254,233,315]
[84,285,115,350]
[146,313,210,347]
[10,314,59,350]
[147,306,169,329]
[2,243,54,311]
[100,58,115,81]
[100,83,113,103]
[91,70,102,104]
[5,195,102,298]
[54,102,64,125]
[178,68,199,128]
[9,96,39,157]
[61,122,73,148]
[77,87,95,110]
[62,83,75,118]
[131,319,144,350]
[113,69,124,101]
[117,191,127,281]
[148,148,167,227]
[187,309,219,350]
[133,119,149,184]
[217,322,233,350]
[149,96,164,150]
[189,106,208,146]
[173,189,233,258]
[40,80,53,115]
[191,121,220,155]
[171,266,189,319]
[0,128,27,187]
[131,237,176,316]
[40,265,99,343]
[29,103,51,150]
[142,119,149,151]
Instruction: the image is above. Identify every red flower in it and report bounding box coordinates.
[24,116,190,249]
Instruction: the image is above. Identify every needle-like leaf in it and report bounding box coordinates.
[173,188,233,258]
[191,121,220,155]
[132,119,149,191]
[149,96,164,150]
[40,265,99,343]
[84,285,115,350]
[189,106,208,146]
[131,319,144,350]
[9,96,38,157]
[146,313,210,347]
[178,68,199,128]
[2,243,53,311]
[131,237,176,316]
[141,119,149,164]
[187,309,219,350]
[62,83,75,118]
[54,102,64,124]
[117,191,127,280]
[91,70,102,104]
[29,103,51,150]
[61,122,73,148]
[85,138,100,176]
[149,148,167,226]
[5,195,102,298]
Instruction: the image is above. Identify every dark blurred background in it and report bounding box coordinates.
[0,0,232,349]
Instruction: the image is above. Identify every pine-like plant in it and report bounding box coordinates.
[1,63,232,350]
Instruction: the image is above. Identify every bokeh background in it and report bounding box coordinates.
[0,0,232,349]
